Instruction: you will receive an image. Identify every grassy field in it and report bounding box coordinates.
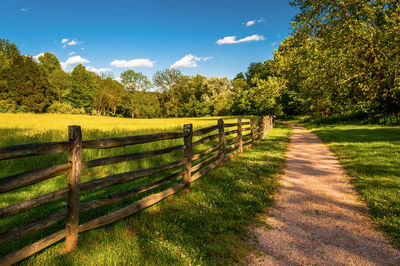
[292,119,400,249]
[0,113,291,264]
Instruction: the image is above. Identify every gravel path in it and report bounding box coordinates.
[249,123,400,266]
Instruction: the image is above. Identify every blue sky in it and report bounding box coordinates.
[1,0,297,80]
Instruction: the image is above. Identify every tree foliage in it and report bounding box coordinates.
[275,0,400,116]
[4,0,398,123]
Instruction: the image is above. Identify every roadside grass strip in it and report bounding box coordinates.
[7,123,291,265]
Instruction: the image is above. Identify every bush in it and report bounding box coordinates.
[47,102,86,114]
[0,100,17,113]
[71,107,86,114]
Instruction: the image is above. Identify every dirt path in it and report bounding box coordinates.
[249,123,400,266]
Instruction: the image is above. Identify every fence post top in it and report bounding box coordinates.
[218,119,224,125]
[68,125,81,129]
[68,126,82,139]
[183,124,193,133]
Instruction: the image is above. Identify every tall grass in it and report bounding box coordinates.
[0,113,241,258]
[15,122,291,265]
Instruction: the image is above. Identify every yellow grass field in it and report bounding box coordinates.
[0,113,238,145]
[0,113,244,258]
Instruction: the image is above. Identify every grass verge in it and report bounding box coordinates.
[288,117,400,249]
[15,123,291,265]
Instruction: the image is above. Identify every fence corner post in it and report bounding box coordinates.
[65,125,82,253]
[218,119,225,164]
[237,118,243,154]
[182,124,193,192]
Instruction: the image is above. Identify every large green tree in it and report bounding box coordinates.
[276,0,400,116]
[64,64,98,113]
[120,70,152,118]
[152,68,183,92]
[37,53,69,104]
[8,56,51,112]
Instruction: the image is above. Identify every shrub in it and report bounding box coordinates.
[47,102,86,114]
[0,100,17,113]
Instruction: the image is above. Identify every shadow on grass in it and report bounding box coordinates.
[312,127,400,143]
[18,124,291,265]
[303,123,400,249]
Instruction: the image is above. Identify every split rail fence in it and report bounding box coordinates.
[0,116,274,265]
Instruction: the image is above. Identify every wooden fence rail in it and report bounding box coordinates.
[0,116,274,265]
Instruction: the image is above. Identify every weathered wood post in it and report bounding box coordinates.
[258,117,263,142]
[267,116,271,133]
[65,126,82,253]
[218,119,225,164]
[237,118,243,153]
[182,124,193,192]
[263,117,267,137]
[250,119,255,146]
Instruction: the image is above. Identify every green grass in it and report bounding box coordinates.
[0,114,242,257]
[7,122,291,265]
[0,113,290,264]
[287,117,400,249]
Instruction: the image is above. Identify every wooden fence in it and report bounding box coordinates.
[0,116,275,265]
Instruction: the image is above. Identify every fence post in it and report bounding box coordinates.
[267,116,271,133]
[218,119,225,164]
[258,117,263,142]
[263,117,267,137]
[270,116,273,130]
[237,118,243,153]
[250,119,255,146]
[65,126,82,253]
[182,124,193,192]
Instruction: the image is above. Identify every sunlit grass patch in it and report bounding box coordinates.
[302,123,400,249]
[2,119,290,265]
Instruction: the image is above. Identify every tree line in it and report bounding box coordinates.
[1,0,399,119]
[243,0,400,118]
[0,39,277,118]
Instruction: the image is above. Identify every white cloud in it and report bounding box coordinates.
[216,34,265,45]
[20,8,28,12]
[110,59,154,68]
[170,54,213,68]
[81,47,85,50]
[203,56,214,61]
[68,40,78,46]
[246,20,256,27]
[68,51,76,56]
[171,54,200,68]
[245,18,265,27]
[32,53,44,61]
[61,39,83,48]
[60,56,89,70]
[86,66,112,73]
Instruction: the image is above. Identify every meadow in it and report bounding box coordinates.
[291,119,400,249]
[0,113,292,264]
